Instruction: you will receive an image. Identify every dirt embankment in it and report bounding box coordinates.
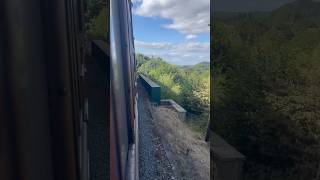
[151,106,210,180]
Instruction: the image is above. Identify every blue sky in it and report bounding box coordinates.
[132,0,210,65]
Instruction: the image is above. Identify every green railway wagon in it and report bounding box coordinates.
[139,74,161,104]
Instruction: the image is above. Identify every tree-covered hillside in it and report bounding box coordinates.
[136,54,210,136]
[212,0,320,179]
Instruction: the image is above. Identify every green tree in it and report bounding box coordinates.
[212,2,320,178]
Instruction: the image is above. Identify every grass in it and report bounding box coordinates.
[185,113,209,139]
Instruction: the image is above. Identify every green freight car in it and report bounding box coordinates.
[139,74,161,104]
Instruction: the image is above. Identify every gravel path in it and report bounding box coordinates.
[138,82,178,180]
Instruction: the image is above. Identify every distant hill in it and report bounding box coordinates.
[212,11,241,19]
[213,11,270,20]
[270,0,320,26]
[180,61,209,69]
[273,0,320,16]
[194,61,210,68]
[181,62,210,75]
[213,0,320,24]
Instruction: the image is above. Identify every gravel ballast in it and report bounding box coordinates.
[138,82,177,180]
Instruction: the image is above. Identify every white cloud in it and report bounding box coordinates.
[135,40,209,53]
[133,0,210,38]
[134,40,209,65]
[186,34,197,40]
[134,41,172,50]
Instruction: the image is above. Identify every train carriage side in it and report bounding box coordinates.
[110,0,138,179]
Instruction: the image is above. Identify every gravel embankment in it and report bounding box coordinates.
[138,83,177,180]
[152,107,210,180]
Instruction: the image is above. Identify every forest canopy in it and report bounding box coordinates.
[212,0,320,179]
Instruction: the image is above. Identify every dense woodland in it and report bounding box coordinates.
[136,54,210,136]
[212,0,320,179]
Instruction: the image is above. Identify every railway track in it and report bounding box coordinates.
[137,82,177,180]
